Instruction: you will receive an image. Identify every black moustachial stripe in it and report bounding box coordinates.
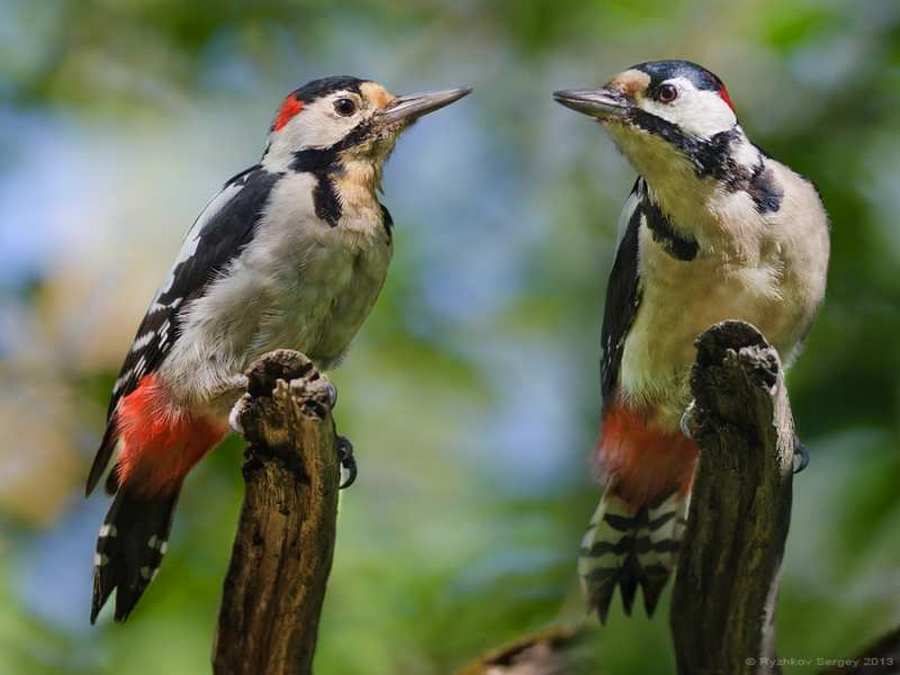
[628,110,741,179]
[290,118,380,229]
[625,60,784,215]
[281,76,381,227]
[291,148,342,227]
[314,172,341,226]
[628,113,784,216]
[625,61,740,188]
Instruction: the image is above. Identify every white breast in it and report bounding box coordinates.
[242,172,393,367]
[160,172,392,410]
[619,165,828,429]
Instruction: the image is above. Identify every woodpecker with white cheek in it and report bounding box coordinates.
[86,76,471,623]
[554,61,829,621]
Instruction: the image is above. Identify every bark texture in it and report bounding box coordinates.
[213,349,340,675]
[459,321,898,675]
[456,626,600,675]
[671,320,795,675]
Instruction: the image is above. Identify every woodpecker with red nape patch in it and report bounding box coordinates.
[86,76,470,623]
[554,60,829,621]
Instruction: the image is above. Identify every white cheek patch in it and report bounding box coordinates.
[280,95,363,150]
[263,92,370,170]
[286,99,350,148]
[642,77,736,138]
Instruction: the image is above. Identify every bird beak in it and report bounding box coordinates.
[553,87,631,119]
[378,87,472,124]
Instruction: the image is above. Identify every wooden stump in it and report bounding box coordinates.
[671,321,795,675]
[212,350,341,675]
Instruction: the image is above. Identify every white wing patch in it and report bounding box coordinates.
[129,331,156,353]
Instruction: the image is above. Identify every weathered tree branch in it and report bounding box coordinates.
[456,321,797,674]
[456,320,898,675]
[671,320,795,675]
[456,625,599,675]
[206,333,891,675]
[212,349,341,675]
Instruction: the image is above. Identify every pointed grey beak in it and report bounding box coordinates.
[379,87,472,124]
[553,88,630,118]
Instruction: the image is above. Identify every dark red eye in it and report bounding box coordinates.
[334,98,356,116]
[657,83,678,103]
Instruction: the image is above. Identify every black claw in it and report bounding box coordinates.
[337,436,356,489]
[325,382,338,409]
[793,438,810,474]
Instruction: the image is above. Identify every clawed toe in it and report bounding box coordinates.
[322,381,337,409]
[793,438,810,474]
[337,436,357,489]
[680,401,698,439]
[228,394,251,434]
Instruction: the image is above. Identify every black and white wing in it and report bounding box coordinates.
[86,165,282,495]
[600,178,644,409]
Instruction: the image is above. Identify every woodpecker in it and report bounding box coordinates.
[86,76,471,623]
[554,60,829,621]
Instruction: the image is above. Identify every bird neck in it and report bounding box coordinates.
[633,126,766,255]
[335,154,384,196]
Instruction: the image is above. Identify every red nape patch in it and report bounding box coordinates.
[272,95,304,132]
[718,85,735,111]
[114,374,227,497]
[596,403,699,507]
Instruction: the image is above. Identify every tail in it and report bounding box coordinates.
[577,487,689,623]
[91,486,180,623]
[87,374,228,622]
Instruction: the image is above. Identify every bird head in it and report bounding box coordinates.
[264,76,471,169]
[554,61,741,185]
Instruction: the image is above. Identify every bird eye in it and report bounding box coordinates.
[334,98,357,116]
[657,84,678,103]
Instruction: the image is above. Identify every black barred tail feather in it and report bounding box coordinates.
[91,488,179,623]
[577,488,689,623]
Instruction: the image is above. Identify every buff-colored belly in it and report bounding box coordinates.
[253,237,391,370]
[619,243,800,429]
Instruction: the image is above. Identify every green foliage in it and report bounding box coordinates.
[1,1,899,673]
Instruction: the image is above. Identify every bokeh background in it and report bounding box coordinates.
[1,0,899,673]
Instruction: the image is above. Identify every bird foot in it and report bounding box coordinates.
[337,435,357,489]
[291,374,351,487]
[793,438,810,474]
[228,355,355,487]
[229,393,251,434]
[223,374,251,434]
[679,400,699,439]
